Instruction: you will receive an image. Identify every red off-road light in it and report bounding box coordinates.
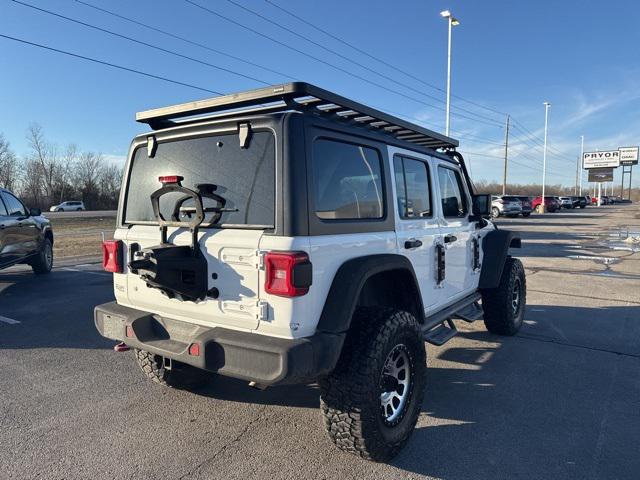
[264,251,312,297]
[158,175,183,184]
[125,325,135,338]
[102,240,123,273]
[188,343,200,356]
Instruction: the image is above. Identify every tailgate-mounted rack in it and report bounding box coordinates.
[136,82,458,151]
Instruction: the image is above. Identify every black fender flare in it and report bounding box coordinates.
[479,229,521,289]
[315,254,424,334]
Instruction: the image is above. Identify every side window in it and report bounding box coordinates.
[312,138,384,220]
[1,192,27,216]
[437,166,468,218]
[0,196,8,216]
[393,156,431,218]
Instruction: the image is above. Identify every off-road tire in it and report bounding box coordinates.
[319,307,426,462]
[481,257,526,336]
[135,349,208,389]
[31,238,53,274]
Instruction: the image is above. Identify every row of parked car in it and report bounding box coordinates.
[490,194,589,217]
[490,193,631,217]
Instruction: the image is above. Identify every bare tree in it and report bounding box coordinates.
[26,123,61,204]
[0,134,20,191]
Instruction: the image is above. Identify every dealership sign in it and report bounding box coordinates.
[583,150,620,169]
[619,146,639,166]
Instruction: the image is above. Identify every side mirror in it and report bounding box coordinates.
[30,208,42,217]
[469,194,491,221]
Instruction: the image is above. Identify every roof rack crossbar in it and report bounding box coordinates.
[136,82,458,149]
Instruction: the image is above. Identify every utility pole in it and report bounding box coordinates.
[579,135,584,195]
[502,114,510,195]
[541,102,551,213]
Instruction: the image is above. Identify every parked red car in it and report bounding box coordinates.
[532,195,559,212]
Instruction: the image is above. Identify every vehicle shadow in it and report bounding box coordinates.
[0,268,114,350]
[187,302,638,479]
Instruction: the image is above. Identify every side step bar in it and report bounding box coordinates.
[422,293,483,346]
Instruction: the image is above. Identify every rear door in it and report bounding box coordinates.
[119,127,276,331]
[390,150,442,309]
[434,162,476,302]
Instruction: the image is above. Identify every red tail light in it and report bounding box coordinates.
[102,240,123,273]
[264,251,312,297]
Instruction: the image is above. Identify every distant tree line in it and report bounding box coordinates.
[0,124,122,210]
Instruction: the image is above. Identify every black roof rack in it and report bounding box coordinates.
[136,82,458,150]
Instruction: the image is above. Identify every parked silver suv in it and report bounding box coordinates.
[491,195,523,218]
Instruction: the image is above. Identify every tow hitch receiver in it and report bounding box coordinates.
[127,176,214,302]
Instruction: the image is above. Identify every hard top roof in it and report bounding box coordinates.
[136,82,458,151]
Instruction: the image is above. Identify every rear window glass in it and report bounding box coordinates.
[312,138,384,220]
[124,132,275,227]
[393,156,431,218]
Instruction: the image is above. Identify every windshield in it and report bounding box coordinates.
[124,131,275,227]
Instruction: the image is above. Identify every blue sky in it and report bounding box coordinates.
[1,0,639,189]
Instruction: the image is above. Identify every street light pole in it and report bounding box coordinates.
[541,102,551,213]
[440,10,460,137]
[579,135,584,196]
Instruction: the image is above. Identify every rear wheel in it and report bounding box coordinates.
[320,307,426,462]
[135,349,208,389]
[31,238,53,274]
[481,257,526,336]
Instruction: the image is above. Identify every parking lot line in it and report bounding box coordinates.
[0,315,20,325]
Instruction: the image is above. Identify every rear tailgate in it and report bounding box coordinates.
[121,226,263,330]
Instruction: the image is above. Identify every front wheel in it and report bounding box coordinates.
[31,238,53,274]
[491,207,500,218]
[481,257,526,335]
[320,307,426,462]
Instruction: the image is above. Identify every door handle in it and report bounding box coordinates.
[404,239,423,249]
[444,234,458,244]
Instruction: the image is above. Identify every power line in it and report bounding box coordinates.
[0,33,221,95]
[224,0,503,126]
[262,0,508,118]
[73,0,294,82]
[12,0,270,86]
[182,0,503,129]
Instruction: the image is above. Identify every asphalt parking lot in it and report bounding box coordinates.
[1,204,639,480]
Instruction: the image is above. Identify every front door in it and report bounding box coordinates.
[434,163,475,302]
[0,191,38,260]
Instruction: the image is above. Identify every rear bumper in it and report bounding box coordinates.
[94,301,345,386]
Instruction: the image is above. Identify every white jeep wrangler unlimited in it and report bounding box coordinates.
[95,83,525,461]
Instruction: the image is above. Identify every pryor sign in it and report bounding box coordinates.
[583,150,620,169]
